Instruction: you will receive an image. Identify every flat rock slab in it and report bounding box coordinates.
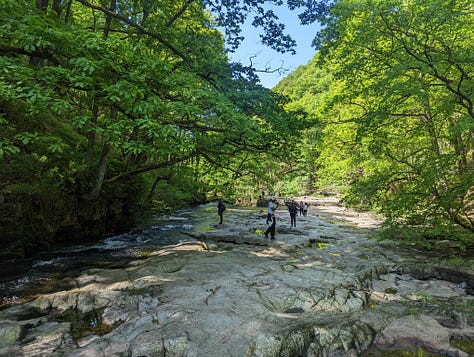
[1,198,473,356]
[183,230,270,246]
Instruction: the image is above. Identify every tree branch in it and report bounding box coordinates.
[105,150,199,183]
[166,0,194,27]
[74,0,193,67]
[0,45,60,65]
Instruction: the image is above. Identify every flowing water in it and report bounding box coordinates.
[1,199,473,356]
[0,205,213,308]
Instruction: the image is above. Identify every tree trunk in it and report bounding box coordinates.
[36,0,49,10]
[88,106,117,198]
[30,0,49,66]
[146,174,169,203]
[52,0,62,15]
[86,100,99,166]
[64,0,72,23]
[103,0,117,39]
[470,129,474,169]
[89,142,111,198]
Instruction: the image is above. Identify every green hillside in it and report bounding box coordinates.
[275,0,474,245]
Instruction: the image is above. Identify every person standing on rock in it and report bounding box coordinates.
[299,201,304,216]
[288,201,297,227]
[217,198,226,224]
[303,202,308,216]
[265,212,276,240]
[266,197,277,224]
[264,197,278,239]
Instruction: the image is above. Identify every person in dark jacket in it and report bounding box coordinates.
[217,198,226,224]
[288,201,298,227]
[265,213,276,240]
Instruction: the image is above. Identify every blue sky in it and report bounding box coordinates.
[225,6,321,88]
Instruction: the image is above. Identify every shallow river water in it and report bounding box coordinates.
[1,198,473,356]
[0,207,204,307]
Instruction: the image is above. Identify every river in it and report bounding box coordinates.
[0,207,203,308]
[1,198,473,356]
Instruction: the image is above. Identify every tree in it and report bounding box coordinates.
[274,55,333,194]
[315,0,474,232]
[0,0,317,247]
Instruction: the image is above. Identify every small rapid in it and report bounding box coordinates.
[1,198,473,356]
[0,206,208,308]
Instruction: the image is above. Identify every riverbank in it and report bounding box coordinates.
[1,197,473,356]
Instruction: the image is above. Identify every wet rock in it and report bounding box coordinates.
[183,230,269,246]
[249,333,283,356]
[0,199,473,356]
[371,315,474,357]
[309,322,375,356]
[127,327,164,356]
[0,321,22,345]
[20,321,73,356]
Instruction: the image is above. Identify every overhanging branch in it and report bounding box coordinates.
[74,0,192,67]
[105,150,198,183]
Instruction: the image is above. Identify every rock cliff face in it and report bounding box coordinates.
[1,197,473,356]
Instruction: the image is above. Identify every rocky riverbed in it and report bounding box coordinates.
[1,197,473,356]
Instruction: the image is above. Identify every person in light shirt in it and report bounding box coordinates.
[265,197,278,239]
